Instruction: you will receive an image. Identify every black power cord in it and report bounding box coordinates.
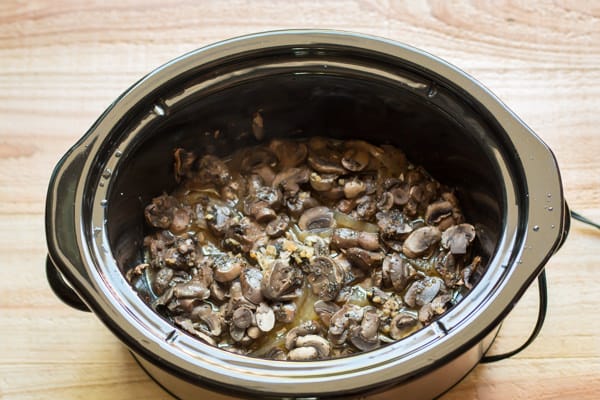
[481,210,599,363]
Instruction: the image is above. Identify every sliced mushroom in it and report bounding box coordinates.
[389,312,420,340]
[195,154,231,187]
[328,304,364,346]
[342,147,370,172]
[240,267,264,304]
[272,302,297,323]
[174,316,217,346]
[425,201,454,225]
[306,256,345,301]
[376,209,412,241]
[331,228,379,251]
[206,202,233,237]
[314,300,340,328]
[213,253,244,282]
[240,147,277,174]
[191,303,222,337]
[261,261,304,301]
[343,178,367,199]
[228,281,256,311]
[309,172,338,192]
[265,214,290,237]
[229,323,246,342]
[404,277,445,308]
[402,226,441,258]
[173,280,210,300]
[232,306,255,330]
[269,139,308,168]
[173,148,197,183]
[418,293,452,323]
[382,254,417,292]
[287,346,319,361]
[441,223,476,255]
[255,302,276,332]
[225,216,268,252]
[265,347,288,360]
[144,194,178,229]
[349,306,380,351]
[462,255,482,289]
[152,267,174,295]
[272,167,310,197]
[209,281,227,302]
[298,206,335,231]
[285,320,321,350]
[354,195,377,220]
[344,247,384,270]
[295,334,331,358]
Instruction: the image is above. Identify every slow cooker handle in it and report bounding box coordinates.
[46,255,91,312]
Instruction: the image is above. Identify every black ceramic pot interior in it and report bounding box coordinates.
[105,69,511,287]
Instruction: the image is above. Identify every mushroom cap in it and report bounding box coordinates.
[240,267,264,305]
[403,276,444,308]
[425,200,454,225]
[261,261,304,300]
[307,256,346,301]
[344,247,384,270]
[382,253,416,292]
[402,226,442,258]
[298,206,336,231]
[341,147,370,172]
[309,172,338,192]
[343,178,367,199]
[285,320,321,350]
[232,306,255,329]
[314,300,340,328]
[255,302,276,332]
[213,254,244,282]
[441,223,476,254]
[389,312,420,340]
[287,346,319,361]
[295,334,332,358]
[272,166,310,196]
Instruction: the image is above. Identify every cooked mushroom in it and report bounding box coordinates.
[205,202,234,237]
[174,316,217,346]
[441,223,476,255]
[191,303,222,337]
[341,147,370,172]
[425,200,454,225]
[287,346,319,361]
[403,277,445,308]
[144,194,179,229]
[309,172,338,192]
[240,147,278,174]
[389,312,420,340]
[285,320,321,350]
[265,214,289,237]
[229,281,256,311]
[376,192,394,211]
[272,302,297,323]
[261,261,304,301]
[376,209,412,241]
[225,216,268,252]
[343,178,367,199]
[173,148,197,183]
[195,154,231,187]
[295,334,331,358]
[173,280,210,300]
[382,253,417,292]
[213,253,244,282]
[328,304,364,346]
[255,302,276,332]
[418,293,452,323]
[306,256,345,301]
[331,228,379,251]
[349,306,380,351]
[229,324,247,342]
[272,167,310,198]
[152,267,174,295]
[307,138,347,175]
[209,281,227,302]
[344,247,384,270]
[285,191,320,216]
[265,347,288,360]
[314,300,340,328]
[269,139,308,168]
[354,195,377,220]
[240,267,264,304]
[298,206,335,231]
[462,255,482,289]
[232,306,255,329]
[251,111,264,140]
[402,226,441,258]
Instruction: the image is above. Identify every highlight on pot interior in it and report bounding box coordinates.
[45,30,595,400]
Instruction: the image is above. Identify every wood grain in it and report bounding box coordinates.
[1,1,599,399]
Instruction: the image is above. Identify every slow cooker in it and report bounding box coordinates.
[45,30,569,399]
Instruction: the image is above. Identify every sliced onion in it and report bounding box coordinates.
[333,211,379,233]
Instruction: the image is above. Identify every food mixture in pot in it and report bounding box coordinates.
[127,137,482,360]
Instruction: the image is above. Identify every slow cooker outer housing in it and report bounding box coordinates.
[46,31,568,399]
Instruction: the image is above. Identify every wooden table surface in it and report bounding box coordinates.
[1,1,599,399]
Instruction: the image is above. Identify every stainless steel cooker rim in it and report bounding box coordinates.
[46,29,568,398]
